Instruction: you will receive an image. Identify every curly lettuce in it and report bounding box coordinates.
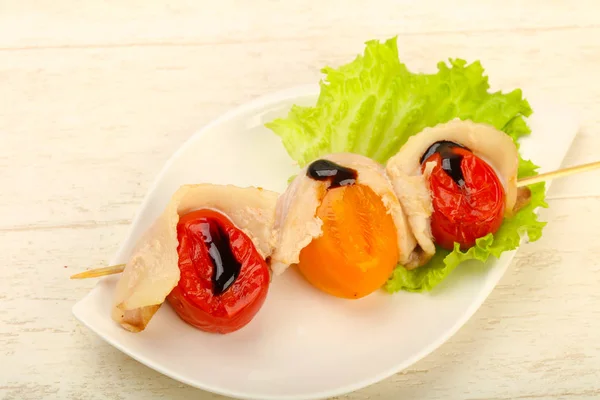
[265,37,546,292]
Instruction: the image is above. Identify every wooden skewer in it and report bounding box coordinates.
[70,264,125,279]
[517,160,600,188]
[70,160,600,280]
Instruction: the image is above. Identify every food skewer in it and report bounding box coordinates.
[70,158,600,281]
[70,264,125,279]
[516,160,600,188]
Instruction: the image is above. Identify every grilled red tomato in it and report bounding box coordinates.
[166,209,270,334]
[421,141,505,250]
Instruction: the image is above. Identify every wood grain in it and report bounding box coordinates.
[1,1,599,399]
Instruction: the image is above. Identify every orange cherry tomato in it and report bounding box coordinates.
[297,184,399,299]
[166,209,270,334]
[422,142,505,250]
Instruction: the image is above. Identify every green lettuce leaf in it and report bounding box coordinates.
[266,37,533,165]
[265,36,546,292]
[384,174,547,292]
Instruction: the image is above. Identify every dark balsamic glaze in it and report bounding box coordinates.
[199,219,242,296]
[306,159,358,188]
[420,140,471,187]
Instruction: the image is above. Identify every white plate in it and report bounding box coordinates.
[73,84,579,400]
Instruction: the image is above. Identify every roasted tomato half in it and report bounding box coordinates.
[422,141,506,250]
[297,184,399,299]
[166,209,270,334]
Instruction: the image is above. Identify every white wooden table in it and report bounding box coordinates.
[2,1,600,399]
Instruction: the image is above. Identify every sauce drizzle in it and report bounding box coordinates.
[420,140,471,187]
[307,159,358,188]
[198,219,242,296]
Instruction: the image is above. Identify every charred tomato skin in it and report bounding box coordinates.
[166,209,270,334]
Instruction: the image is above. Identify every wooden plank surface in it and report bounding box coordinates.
[1,1,599,399]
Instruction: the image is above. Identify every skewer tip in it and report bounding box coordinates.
[70,264,126,279]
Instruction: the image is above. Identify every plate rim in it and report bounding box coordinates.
[72,84,579,400]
